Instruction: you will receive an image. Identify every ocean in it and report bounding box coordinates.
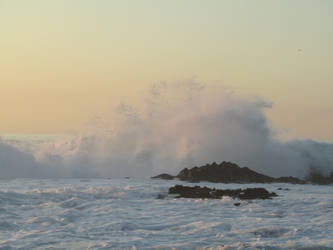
[0,178,332,249]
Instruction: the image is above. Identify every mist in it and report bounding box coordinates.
[1,81,332,179]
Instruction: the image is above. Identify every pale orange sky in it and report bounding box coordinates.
[0,0,332,141]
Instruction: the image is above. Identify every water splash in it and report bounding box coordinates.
[1,81,332,178]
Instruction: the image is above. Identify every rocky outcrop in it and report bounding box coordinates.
[176,162,275,183]
[151,173,175,180]
[168,185,277,200]
[153,161,306,184]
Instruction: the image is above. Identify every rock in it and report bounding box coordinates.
[151,174,175,180]
[176,161,275,183]
[168,185,277,200]
[237,187,277,200]
[156,194,167,199]
[234,203,241,206]
[275,176,305,184]
[277,188,290,191]
[155,161,305,184]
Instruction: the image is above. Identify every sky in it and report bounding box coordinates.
[1,0,332,141]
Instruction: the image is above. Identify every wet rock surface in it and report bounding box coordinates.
[168,185,277,200]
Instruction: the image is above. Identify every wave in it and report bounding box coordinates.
[1,81,332,178]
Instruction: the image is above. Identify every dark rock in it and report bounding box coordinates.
[176,162,276,183]
[275,176,305,184]
[238,188,277,200]
[277,188,290,191]
[168,185,277,200]
[234,203,241,206]
[154,161,333,185]
[156,194,167,199]
[151,173,175,180]
[154,161,306,184]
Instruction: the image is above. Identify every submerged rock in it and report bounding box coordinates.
[168,185,277,200]
[277,188,290,191]
[156,193,167,199]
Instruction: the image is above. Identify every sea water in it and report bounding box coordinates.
[0,178,332,249]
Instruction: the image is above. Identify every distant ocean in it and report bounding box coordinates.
[0,178,332,249]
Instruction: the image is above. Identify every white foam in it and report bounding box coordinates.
[0,179,332,249]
